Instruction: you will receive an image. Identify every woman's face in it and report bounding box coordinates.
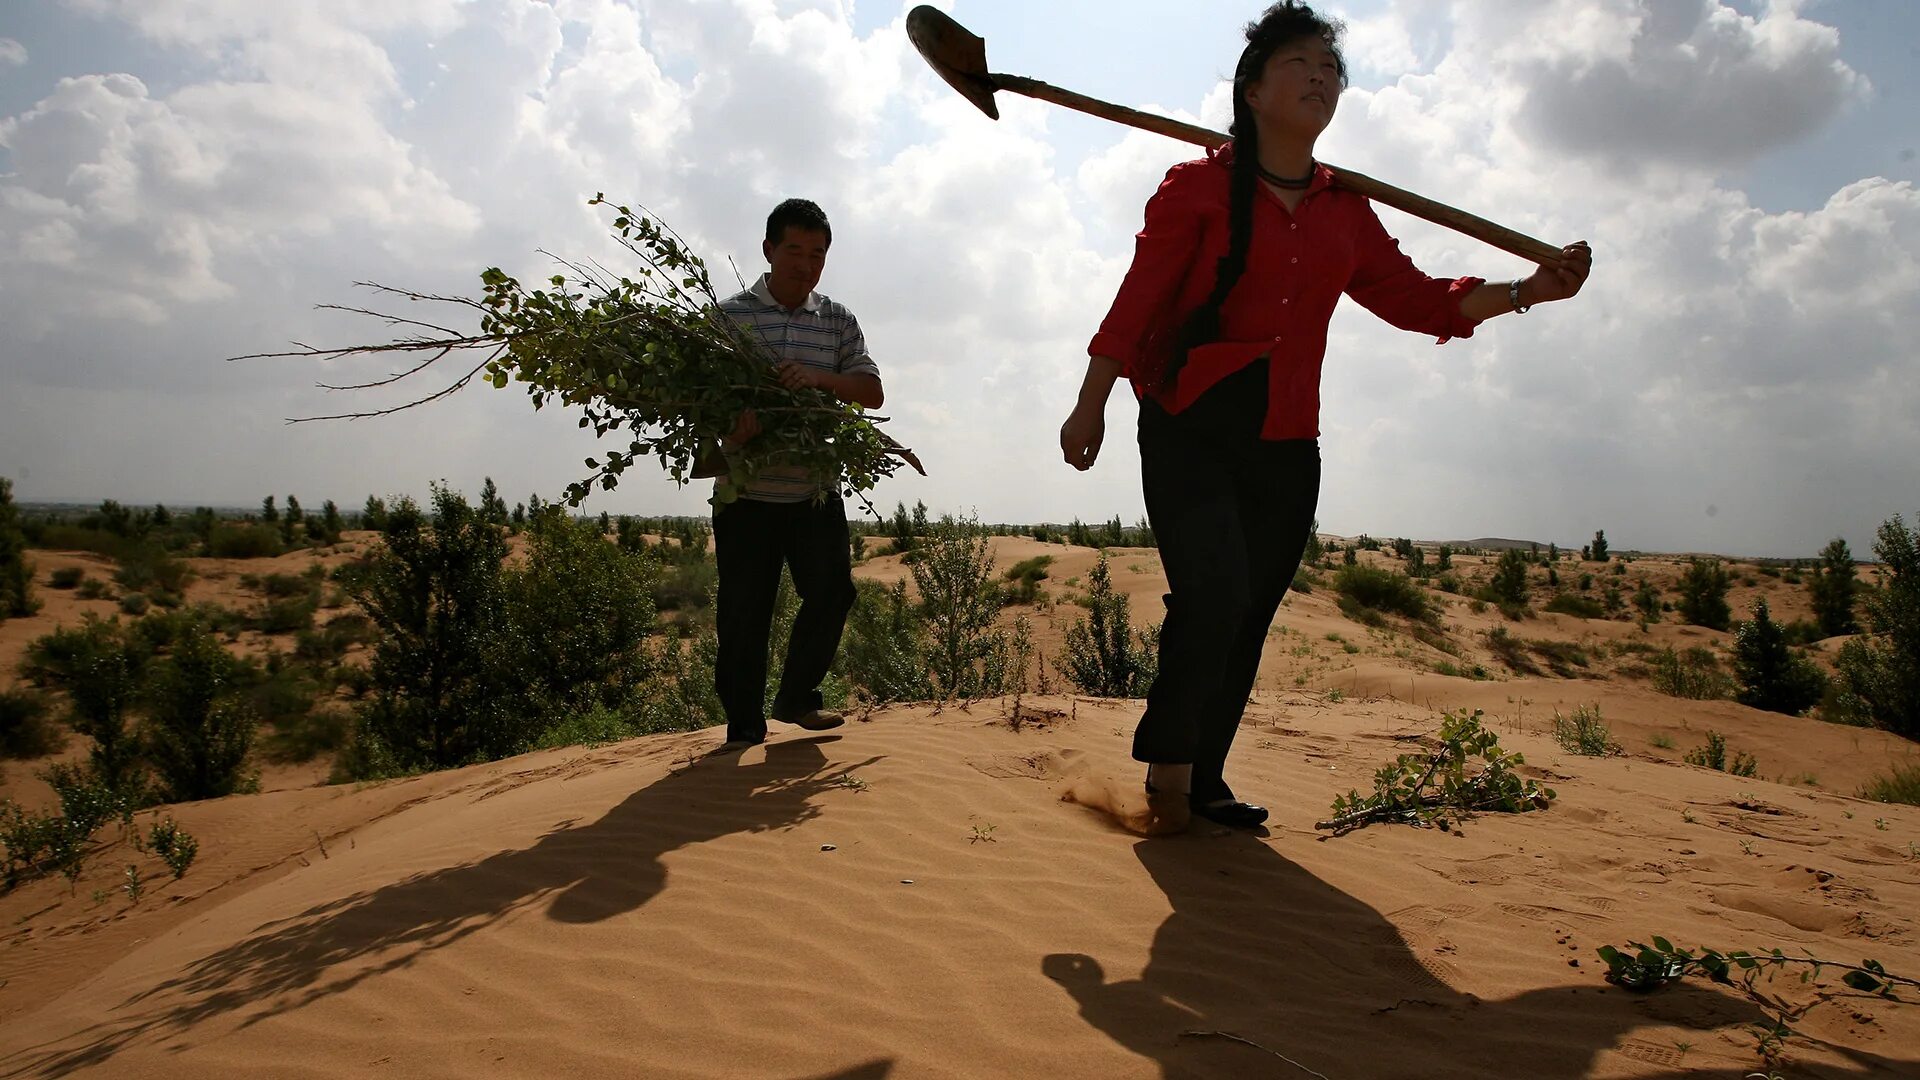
[1246,37,1342,138]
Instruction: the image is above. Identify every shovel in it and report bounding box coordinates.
[905,5,1563,267]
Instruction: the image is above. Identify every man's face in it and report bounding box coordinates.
[763,226,829,299]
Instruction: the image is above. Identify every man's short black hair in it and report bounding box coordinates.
[765,198,832,248]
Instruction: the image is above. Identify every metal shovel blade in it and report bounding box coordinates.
[905,5,999,119]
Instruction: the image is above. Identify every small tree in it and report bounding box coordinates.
[1436,544,1453,571]
[1591,530,1609,563]
[319,500,345,545]
[479,476,509,527]
[1676,557,1732,631]
[1058,552,1158,697]
[47,618,148,795]
[144,620,258,801]
[1303,519,1323,566]
[1808,537,1859,638]
[1733,599,1826,716]
[281,495,303,547]
[1833,513,1920,737]
[1490,549,1530,605]
[347,486,513,771]
[837,580,931,703]
[910,514,1012,699]
[261,495,278,525]
[1,478,36,619]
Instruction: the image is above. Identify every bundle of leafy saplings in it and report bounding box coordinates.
[246,195,921,507]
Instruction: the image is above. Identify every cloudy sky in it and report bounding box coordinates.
[2,0,1916,556]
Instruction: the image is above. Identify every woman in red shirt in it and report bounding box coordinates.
[1060,1,1590,834]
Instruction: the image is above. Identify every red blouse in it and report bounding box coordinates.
[1089,143,1484,440]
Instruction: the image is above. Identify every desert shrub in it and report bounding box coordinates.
[119,593,151,616]
[1553,704,1620,756]
[838,579,932,704]
[0,478,36,620]
[1490,549,1530,606]
[144,620,259,801]
[48,567,85,589]
[1058,552,1158,697]
[1,765,141,889]
[913,514,1025,699]
[346,487,515,774]
[502,512,659,725]
[36,617,149,793]
[1676,557,1732,631]
[0,689,66,759]
[1484,628,1537,675]
[112,544,192,597]
[1651,646,1733,700]
[148,818,198,878]
[255,595,317,634]
[1732,599,1827,716]
[261,707,353,764]
[76,578,112,600]
[1334,564,1433,624]
[1319,710,1553,834]
[257,572,315,599]
[1545,592,1605,619]
[649,555,717,613]
[206,523,286,559]
[1529,639,1591,678]
[1001,555,1053,606]
[1808,537,1859,638]
[1828,513,1920,738]
[1684,731,1757,777]
[1432,660,1491,680]
[1858,763,1920,806]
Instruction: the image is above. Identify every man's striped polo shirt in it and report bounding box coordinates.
[718,272,881,503]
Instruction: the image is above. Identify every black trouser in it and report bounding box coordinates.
[713,495,856,743]
[1132,361,1321,805]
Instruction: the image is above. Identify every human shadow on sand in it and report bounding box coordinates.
[5,736,877,1078]
[1045,831,1918,1080]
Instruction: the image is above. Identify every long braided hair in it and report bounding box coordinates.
[1161,2,1348,391]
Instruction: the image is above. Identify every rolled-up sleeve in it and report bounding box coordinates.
[1088,164,1207,376]
[1344,200,1484,343]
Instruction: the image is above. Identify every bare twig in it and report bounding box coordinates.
[1180,1031,1334,1079]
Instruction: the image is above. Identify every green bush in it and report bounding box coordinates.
[1490,549,1530,606]
[1334,564,1433,624]
[913,514,1026,699]
[1858,763,1920,806]
[1001,555,1053,606]
[1545,592,1605,619]
[49,567,85,589]
[1829,513,1920,738]
[1651,645,1733,700]
[207,523,286,559]
[0,689,66,759]
[258,572,316,599]
[838,579,932,704]
[261,707,352,764]
[1684,731,1757,777]
[1553,705,1619,756]
[119,593,151,616]
[1484,627,1537,676]
[39,619,149,793]
[1676,557,1732,631]
[256,596,317,634]
[148,818,198,878]
[649,555,716,613]
[144,619,259,801]
[1,478,40,620]
[113,544,192,597]
[1808,537,1859,638]
[1732,599,1827,716]
[503,513,659,725]
[1058,552,1158,698]
[346,487,514,773]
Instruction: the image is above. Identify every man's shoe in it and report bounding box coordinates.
[773,708,844,731]
[1191,798,1269,829]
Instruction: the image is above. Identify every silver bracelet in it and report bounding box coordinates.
[1509,279,1531,314]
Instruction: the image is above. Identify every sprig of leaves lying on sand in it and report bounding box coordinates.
[239,195,922,508]
[1599,937,1915,1066]
[1314,709,1554,834]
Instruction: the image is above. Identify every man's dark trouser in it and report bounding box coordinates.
[1132,392,1321,807]
[713,495,856,744]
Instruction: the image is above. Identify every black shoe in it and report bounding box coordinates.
[1191,798,1269,828]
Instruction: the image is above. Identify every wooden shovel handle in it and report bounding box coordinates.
[992,73,1563,267]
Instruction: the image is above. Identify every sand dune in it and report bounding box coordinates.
[2,691,1917,1078]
